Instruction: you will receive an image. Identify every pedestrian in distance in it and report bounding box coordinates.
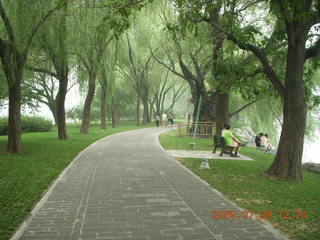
[161,112,168,127]
[155,115,160,127]
[168,112,174,127]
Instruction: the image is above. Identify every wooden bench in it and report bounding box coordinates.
[212,135,236,156]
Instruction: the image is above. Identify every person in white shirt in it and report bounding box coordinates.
[161,113,168,127]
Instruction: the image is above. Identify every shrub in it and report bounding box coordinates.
[0,116,52,136]
[0,117,8,135]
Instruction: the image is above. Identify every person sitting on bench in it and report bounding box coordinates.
[261,133,273,152]
[255,132,263,147]
[222,123,241,157]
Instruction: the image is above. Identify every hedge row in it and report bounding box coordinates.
[0,116,52,135]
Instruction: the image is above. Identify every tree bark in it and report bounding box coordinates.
[48,103,58,125]
[55,74,68,139]
[100,78,107,130]
[266,31,307,181]
[191,87,217,123]
[215,92,230,135]
[142,97,149,124]
[80,73,96,134]
[55,0,68,140]
[136,96,140,126]
[0,49,24,153]
[149,100,154,123]
[7,78,22,153]
[111,96,117,128]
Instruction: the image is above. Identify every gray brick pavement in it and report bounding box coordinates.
[12,128,287,240]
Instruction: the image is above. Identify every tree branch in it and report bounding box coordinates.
[126,34,138,78]
[229,97,263,117]
[189,52,203,83]
[149,45,186,80]
[0,1,15,44]
[236,0,265,13]
[26,66,59,79]
[23,6,59,60]
[210,21,285,98]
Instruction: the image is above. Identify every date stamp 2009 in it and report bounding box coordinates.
[211,209,308,220]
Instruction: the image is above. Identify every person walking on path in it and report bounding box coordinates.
[222,123,241,157]
[168,112,174,127]
[155,115,160,127]
[161,112,168,127]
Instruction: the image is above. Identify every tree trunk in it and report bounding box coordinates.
[48,103,58,126]
[111,96,117,128]
[149,102,154,123]
[155,100,161,116]
[215,92,230,135]
[142,97,149,124]
[192,89,217,123]
[7,79,22,153]
[54,0,68,140]
[80,74,96,134]
[1,50,23,153]
[56,74,68,139]
[136,96,140,126]
[100,81,107,130]
[266,37,307,181]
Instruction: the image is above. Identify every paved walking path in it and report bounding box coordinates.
[12,128,287,240]
[166,150,253,161]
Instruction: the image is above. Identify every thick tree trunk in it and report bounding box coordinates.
[266,35,307,181]
[215,92,230,135]
[7,79,22,153]
[80,74,96,134]
[1,51,23,153]
[192,89,217,123]
[55,0,68,140]
[136,96,140,126]
[56,74,68,139]
[100,83,107,130]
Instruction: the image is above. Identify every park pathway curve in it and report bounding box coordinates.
[12,127,287,240]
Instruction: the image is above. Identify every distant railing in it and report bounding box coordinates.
[177,122,216,138]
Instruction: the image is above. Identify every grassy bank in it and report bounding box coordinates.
[0,122,153,240]
[159,130,320,240]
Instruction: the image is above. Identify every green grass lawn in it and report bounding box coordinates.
[159,130,320,240]
[0,122,153,240]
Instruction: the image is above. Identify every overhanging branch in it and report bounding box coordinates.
[210,21,285,98]
[230,97,263,118]
[27,66,59,79]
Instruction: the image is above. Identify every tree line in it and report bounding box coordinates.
[0,0,319,181]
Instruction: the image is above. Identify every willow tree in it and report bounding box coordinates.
[0,1,59,153]
[154,1,261,134]
[210,0,320,180]
[75,0,151,132]
[99,40,118,130]
[73,3,114,134]
[28,0,69,139]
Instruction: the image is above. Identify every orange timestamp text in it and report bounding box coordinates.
[211,209,308,220]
